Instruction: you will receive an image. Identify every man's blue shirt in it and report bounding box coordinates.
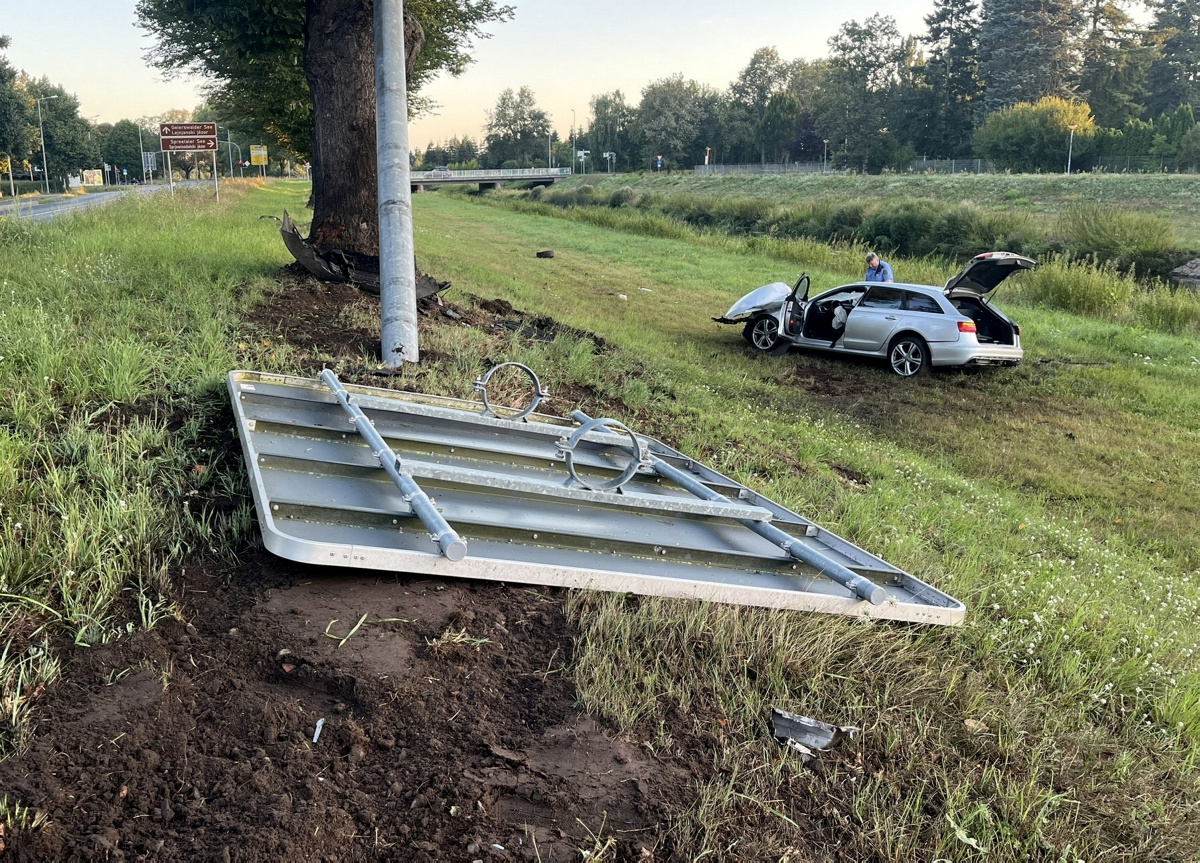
[865,261,894,282]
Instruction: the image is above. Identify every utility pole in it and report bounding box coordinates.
[571,108,576,175]
[823,139,829,174]
[1066,124,1077,175]
[376,0,419,366]
[138,125,148,184]
[225,127,235,177]
[37,94,59,194]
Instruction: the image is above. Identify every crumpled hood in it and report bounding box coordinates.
[723,282,791,319]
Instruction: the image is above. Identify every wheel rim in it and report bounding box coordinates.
[890,341,923,376]
[752,319,777,350]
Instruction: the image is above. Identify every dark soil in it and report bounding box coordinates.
[0,271,681,862]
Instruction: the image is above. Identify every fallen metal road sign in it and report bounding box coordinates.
[229,369,965,625]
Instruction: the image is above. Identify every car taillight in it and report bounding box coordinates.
[957,320,977,333]
[1014,324,1021,335]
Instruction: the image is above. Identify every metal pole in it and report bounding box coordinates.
[138,125,147,184]
[570,410,887,605]
[37,95,58,195]
[226,128,234,177]
[166,151,174,196]
[6,153,14,199]
[213,151,219,201]
[375,0,420,366]
[571,108,575,175]
[1066,126,1076,175]
[321,370,467,560]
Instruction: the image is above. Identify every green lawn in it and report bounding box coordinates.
[412,191,1200,859]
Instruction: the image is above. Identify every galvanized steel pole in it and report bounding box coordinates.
[322,371,467,560]
[570,410,886,605]
[376,0,420,366]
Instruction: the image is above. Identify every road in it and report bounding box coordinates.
[0,181,210,222]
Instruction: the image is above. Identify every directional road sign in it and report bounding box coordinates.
[160,122,218,152]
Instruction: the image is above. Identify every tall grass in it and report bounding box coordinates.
[0,181,294,756]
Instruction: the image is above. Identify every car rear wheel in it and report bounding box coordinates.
[888,334,928,377]
[745,314,783,352]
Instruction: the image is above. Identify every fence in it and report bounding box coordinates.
[911,158,995,174]
[694,162,830,175]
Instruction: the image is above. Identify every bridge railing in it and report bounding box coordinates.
[411,167,573,180]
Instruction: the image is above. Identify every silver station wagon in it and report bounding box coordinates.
[715,252,1035,377]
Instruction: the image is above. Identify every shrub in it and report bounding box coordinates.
[608,185,636,208]
[1058,204,1177,259]
[859,200,942,256]
[975,97,1096,173]
[821,203,867,241]
[1019,255,1135,317]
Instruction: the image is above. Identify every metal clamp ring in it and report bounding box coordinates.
[473,362,550,421]
[557,417,648,492]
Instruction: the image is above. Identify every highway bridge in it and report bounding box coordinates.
[410,166,572,191]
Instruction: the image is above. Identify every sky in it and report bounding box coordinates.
[1,0,934,140]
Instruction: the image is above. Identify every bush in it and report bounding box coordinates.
[858,200,941,256]
[1056,204,1181,277]
[822,204,867,241]
[975,97,1096,173]
[608,186,636,208]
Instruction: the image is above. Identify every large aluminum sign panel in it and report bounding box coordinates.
[229,371,965,625]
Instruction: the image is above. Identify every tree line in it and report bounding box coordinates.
[0,36,303,194]
[421,0,1200,174]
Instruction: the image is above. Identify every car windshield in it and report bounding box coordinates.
[815,288,866,305]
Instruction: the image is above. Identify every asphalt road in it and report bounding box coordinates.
[0,181,210,222]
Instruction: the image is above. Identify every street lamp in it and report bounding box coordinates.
[1066,124,1077,175]
[219,127,242,177]
[822,139,829,174]
[571,108,576,175]
[36,94,59,194]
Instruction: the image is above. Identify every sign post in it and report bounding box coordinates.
[250,145,267,179]
[160,122,219,199]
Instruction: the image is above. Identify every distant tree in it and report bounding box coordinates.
[137,0,515,255]
[1146,0,1200,116]
[1177,122,1200,167]
[1079,1,1163,127]
[587,91,633,170]
[725,47,791,162]
[755,91,803,162]
[978,0,1085,115]
[633,75,706,170]
[0,36,34,175]
[20,77,97,189]
[483,86,551,167]
[103,120,145,183]
[817,14,905,171]
[974,96,1095,171]
[921,0,982,158]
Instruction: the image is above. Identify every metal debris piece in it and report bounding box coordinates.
[228,369,965,624]
[770,708,859,762]
[279,210,449,299]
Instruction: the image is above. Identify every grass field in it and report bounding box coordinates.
[2,181,1198,859]
[563,172,1200,248]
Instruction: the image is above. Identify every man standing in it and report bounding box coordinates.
[865,253,894,283]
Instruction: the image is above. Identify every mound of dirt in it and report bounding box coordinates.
[0,271,682,861]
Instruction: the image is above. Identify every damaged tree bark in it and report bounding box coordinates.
[304,0,423,255]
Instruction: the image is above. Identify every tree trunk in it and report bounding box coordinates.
[304,0,423,255]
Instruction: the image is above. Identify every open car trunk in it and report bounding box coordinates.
[951,296,1016,345]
